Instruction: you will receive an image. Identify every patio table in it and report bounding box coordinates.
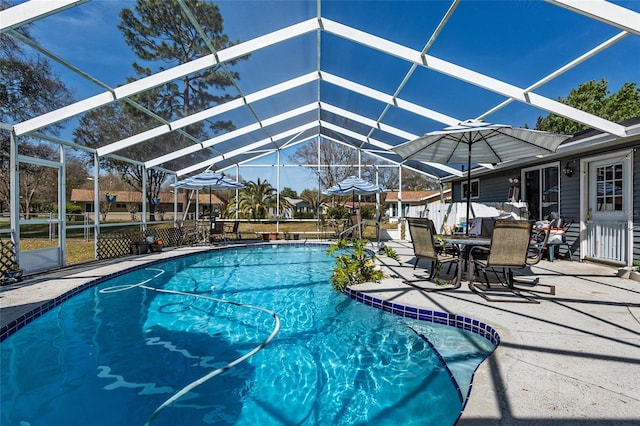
[437,235,492,287]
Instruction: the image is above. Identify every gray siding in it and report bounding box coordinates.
[634,149,640,265]
[450,141,640,263]
[559,164,580,259]
[452,174,511,203]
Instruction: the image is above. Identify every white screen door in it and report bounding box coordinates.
[585,153,632,264]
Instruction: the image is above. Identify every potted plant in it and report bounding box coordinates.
[150,237,164,252]
[105,192,117,203]
[3,263,24,281]
[283,227,291,240]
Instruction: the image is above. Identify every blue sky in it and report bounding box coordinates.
[17,0,640,193]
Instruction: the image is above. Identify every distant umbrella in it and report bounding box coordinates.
[172,170,244,230]
[324,176,386,207]
[324,176,386,196]
[173,170,244,191]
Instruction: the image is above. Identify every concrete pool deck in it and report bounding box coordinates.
[1,240,639,424]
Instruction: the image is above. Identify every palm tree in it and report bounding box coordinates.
[300,188,324,218]
[237,178,282,220]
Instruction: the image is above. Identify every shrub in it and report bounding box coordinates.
[326,239,399,291]
[360,204,376,220]
[326,204,349,219]
[294,211,315,219]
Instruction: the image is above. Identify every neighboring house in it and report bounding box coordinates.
[283,197,313,217]
[446,116,640,267]
[70,189,223,216]
[386,189,452,222]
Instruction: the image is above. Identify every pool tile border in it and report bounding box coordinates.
[343,286,501,347]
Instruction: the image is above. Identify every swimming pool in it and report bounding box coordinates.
[1,244,496,425]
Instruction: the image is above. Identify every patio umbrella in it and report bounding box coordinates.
[392,119,569,234]
[323,175,386,207]
[171,170,244,230]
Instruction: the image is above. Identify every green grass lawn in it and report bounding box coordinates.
[12,219,396,266]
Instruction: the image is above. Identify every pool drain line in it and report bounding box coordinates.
[99,268,281,425]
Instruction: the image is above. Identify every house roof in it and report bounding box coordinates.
[386,190,450,203]
[3,1,639,183]
[70,189,222,205]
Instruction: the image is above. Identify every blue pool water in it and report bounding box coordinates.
[1,245,495,425]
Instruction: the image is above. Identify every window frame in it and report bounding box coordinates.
[461,178,479,201]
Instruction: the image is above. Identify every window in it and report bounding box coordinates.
[461,179,479,200]
[523,163,560,220]
[595,163,623,211]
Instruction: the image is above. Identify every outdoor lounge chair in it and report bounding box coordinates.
[407,218,460,281]
[469,219,553,303]
[361,211,382,246]
[209,221,227,243]
[224,221,240,240]
[339,211,362,240]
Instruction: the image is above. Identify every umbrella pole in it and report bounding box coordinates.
[465,141,472,236]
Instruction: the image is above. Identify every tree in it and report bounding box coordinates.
[280,187,298,198]
[0,0,74,215]
[291,138,399,197]
[300,188,322,218]
[119,0,243,130]
[74,0,245,219]
[291,139,359,190]
[65,153,91,201]
[237,178,291,220]
[536,79,640,134]
[399,170,440,191]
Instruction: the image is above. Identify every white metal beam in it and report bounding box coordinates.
[320,120,461,176]
[479,30,630,120]
[546,0,640,36]
[145,103,317,168]
[12,20,321,136]
[0,0,88,33]
[321,18,628,137]
[321,72,460,126]
[176,122,319,176]
[320,134,450,180]
[14,92,115,136]
[103,73,319,158]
